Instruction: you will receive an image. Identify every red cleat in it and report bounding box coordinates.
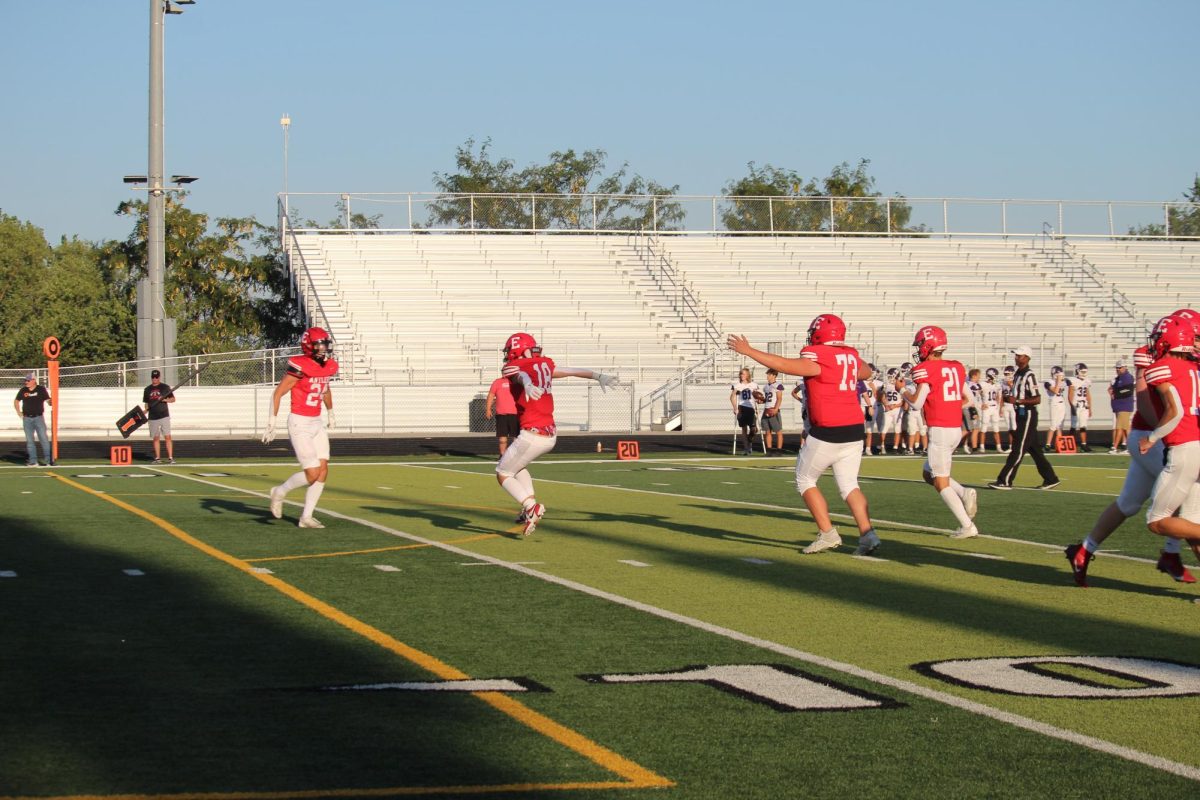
[1064,543,1092,587]
[1156,551,1197,584]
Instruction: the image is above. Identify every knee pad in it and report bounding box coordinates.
[795,474,818,494]
[496,465,515,481]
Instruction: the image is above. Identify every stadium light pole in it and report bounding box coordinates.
[142,0,195,371]
[281,113,291,222]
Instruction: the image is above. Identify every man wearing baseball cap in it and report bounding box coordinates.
[13,372,53,466]
[988,346,1061,490]
[1108,358,1135,454]
[143,369,176,464]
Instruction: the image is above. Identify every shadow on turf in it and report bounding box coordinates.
[538,506,1198,659]
[0,517,559,793]
[200,496,279,524]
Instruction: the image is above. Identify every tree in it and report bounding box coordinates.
[1129,176,1200,239]
[0,214,132,366]
[722,159,924,235]
[100,195,304,355]
[427,138,684,231]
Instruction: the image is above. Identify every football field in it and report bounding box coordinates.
[2,450,1198,799]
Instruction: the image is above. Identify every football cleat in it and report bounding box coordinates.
[854,530,881,556]
[298,516,325,529]
[1065,543,1093,587]
[803,529,842,554]
[1156,551,1197,584]
[1039,480,1061,490]
[986,481,1012,491]
[950,524,979,540]
[521,503,546,536]
[269,487,285,519]
[962,488,978,519]
[514,508,528,524]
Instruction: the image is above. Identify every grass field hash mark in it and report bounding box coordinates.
[44,473,674,797]
[159,468,1200,784]
[244,533,500,563]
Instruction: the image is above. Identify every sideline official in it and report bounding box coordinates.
[13,371,53,467]
[989,346,1061,490]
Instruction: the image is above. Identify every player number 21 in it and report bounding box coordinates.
[941,367,963,402]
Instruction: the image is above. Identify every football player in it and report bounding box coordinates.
[497,332,617,536]
[904,326,979,538]
[1001,365,1017,450]
[1067,362,1093,452]
[877,368,904,454]
[263,327,338,528]
[1065,321,1195,586]
[729,314,882,556]
[980,367,1004,453]
[1043,366,1068,452]
[730,367,763,456]
[900,362,926,456]
[1139,316,1200,555]
[962,368,983,454]
[790,379,809,451]
[761,368,786,454]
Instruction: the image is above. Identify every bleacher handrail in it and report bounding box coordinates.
[282,192,1200,239]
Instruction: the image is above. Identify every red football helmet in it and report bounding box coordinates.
[806,314,847,346]
[502,332,541,362]
[912,325,949,361]
[300,327,333,362]
[1149,315,1195,359]
[1171,308,1200,340]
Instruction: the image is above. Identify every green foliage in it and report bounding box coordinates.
[0,214,132,366]
[1128,175,1200,238]
[722,159,924,235]
[428,138,684,231]
[100,195,303,355]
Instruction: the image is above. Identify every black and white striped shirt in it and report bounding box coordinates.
[1007,367,1040,407]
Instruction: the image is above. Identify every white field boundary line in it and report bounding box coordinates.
[402,463,1164,569]
[149,467,1200,784]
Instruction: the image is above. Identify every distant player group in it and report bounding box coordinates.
[259,311,1199,589]
[731,355,1096,458]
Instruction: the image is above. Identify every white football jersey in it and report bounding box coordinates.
[1069,377,1091,409]
[983,382,1002,409]
[731,381,761,408]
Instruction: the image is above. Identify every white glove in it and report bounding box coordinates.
[517,372,545,401]
[261,419,277,444]
[326,408,336,431]
[596,373,618,392]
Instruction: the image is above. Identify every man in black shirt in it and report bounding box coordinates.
[989,346,1061,490]
[143,369,176,464]
[13,372,53,467]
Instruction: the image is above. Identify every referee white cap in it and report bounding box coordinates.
[1011,345,1033,358]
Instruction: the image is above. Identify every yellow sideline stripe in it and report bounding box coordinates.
[46,473,672,795]
[244,533,500,563]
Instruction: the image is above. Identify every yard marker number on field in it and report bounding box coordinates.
[374,565,401,572]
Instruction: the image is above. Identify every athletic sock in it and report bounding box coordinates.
[514,469,536,499]
[301,480,325,519]
[1163,538,1182,555]
[939,487,973,528]
[280,471,308,494]
[948,478,966,499]
[1082,536,1100,554]
[501,475,534,507]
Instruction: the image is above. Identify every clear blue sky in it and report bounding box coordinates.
[3,0,1197,243]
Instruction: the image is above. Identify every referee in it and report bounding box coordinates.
[988,345,1061,490]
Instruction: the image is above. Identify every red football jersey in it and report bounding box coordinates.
[1131,345,1155,432]
[799,344,865,428]
[911,359,967,428]
[1143,356,1200,446]
[502,355,557,431]
[286,355,339,417]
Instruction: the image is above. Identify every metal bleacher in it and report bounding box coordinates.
[288,232,1188,389]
